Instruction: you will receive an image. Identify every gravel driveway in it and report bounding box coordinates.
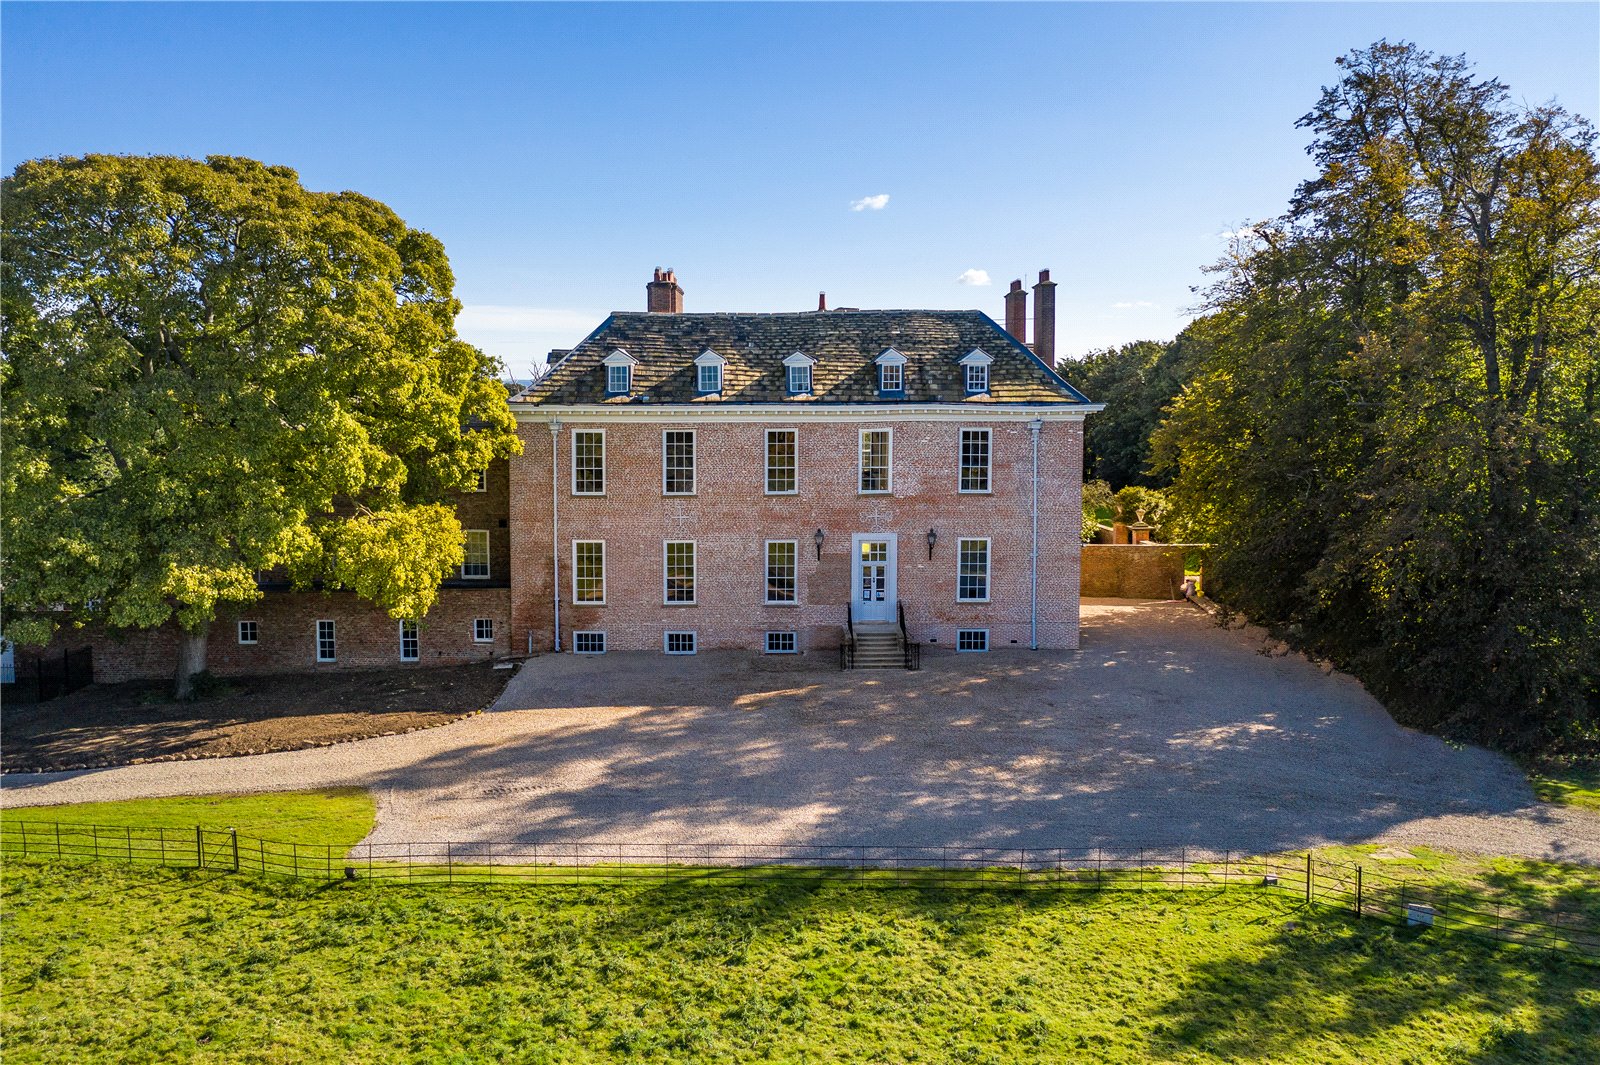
[5,601,1597,862]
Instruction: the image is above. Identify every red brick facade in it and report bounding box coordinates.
[508,412,1086,655]
[82,586,512,683]
[21,460,515,683]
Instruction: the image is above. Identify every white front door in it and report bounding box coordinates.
[852,534,897,623]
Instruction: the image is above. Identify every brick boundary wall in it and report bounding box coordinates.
[1079,545,1203,600]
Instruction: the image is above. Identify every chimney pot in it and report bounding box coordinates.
[1032,269,1057,365]
[1004,279,1027,346]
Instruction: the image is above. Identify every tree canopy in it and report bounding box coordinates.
[1153,42,1600,752]
[1062,334,1201,490]
[1,155,521,694]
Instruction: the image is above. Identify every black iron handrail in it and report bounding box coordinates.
[840,603,856,670]
[896,601,921,671]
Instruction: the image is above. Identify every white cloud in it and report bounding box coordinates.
[955,269,992,287]
[850,193,890,212]
[1111,300,1155,310]
[1217,225,1257,243]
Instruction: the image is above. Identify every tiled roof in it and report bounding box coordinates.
[517,311,1093,406]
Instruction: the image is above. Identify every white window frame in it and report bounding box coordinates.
[876,348,906,394]
[573,631,607,655]
[783,351,815,396]
[956,629,990,652]
[315,619,336,663]
[571,429,606,496]
[965,363,988,394]
[957,537,991,603]
[572,540,606,605]
[664,540,697,605]
[664,631,698,655]
[765,428,799,495]
[765,539,799,605]
[960,348,993,396]
[858,428,893,494]
[662,429,696,496]
[959,428,992,494]
[473,469,488,492]
[473,618,495,643]
[461,529,491,579]
[765,631,798,655]
[237,620,259,645]
[399,619,420,662]
[694,349,725,395]
[602,349,637,396]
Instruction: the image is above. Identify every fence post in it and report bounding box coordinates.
[1019,847,1026,888]
[1355,865,1363,917]
[1305,853,1313,905]
[126,826,133,863]
[196,826,204,869]
[56,822,62,859]
[231,829,240,873]
[19,821,28,857]
[91,826,100,861]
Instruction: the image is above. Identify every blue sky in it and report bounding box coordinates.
[4,2,1596,378]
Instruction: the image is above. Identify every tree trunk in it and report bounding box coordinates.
[174,625,209,700]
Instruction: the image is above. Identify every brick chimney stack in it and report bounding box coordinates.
[1032,269,1056,365]
[646,268,684,313]
[818,292,827,311]
[1004,279,1027,345]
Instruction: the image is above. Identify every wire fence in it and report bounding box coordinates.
[4,820,1596,960]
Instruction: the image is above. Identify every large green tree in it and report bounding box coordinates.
[1062,333,1201,489]
[2,155,521,696]
[1154,43,1600,751]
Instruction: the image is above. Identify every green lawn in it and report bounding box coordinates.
[0,789,375,849]
[4,793,1597,1062]
[1529,761,1600,813]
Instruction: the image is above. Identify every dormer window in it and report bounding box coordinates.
[783,352,815,396]
[693,349,725,395]
[602,349,637,396]
[959,348,993,395]
[876,349,907,396]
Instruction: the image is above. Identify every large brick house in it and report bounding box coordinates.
[16,270,1098,682]
[508,269,1099,660]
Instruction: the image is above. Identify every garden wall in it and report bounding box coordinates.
[1079,545,1201,600]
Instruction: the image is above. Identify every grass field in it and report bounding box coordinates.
[0,789,375,849]
[1529,761,1600,813]
[4,792,1598,1063]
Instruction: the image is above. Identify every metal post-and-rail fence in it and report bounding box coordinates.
[3,820,1596,960]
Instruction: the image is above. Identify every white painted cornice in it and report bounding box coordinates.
[514,403,1103,425]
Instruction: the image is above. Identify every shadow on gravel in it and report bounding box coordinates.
[360,603,1553,856]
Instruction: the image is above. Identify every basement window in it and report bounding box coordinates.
[765,631,798,654]
[237,620,259,645]
[664,631,697,655]
[957,629,989,653]
[474,618,495,643]
[574,631,607,655]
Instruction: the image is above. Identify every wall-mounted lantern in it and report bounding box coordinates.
[814,528,825,561]
[927,528,938,560]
